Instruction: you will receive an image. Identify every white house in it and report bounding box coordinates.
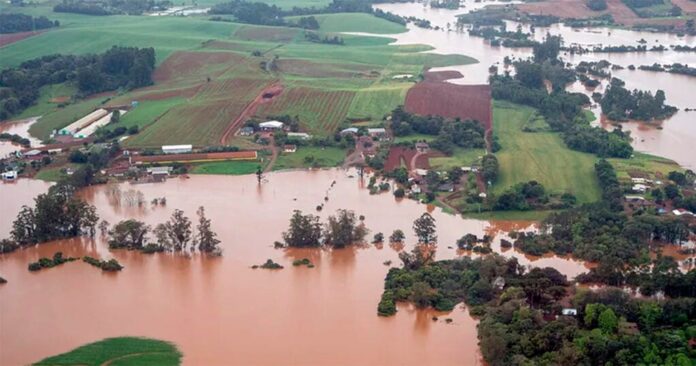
[367,128,387,138]
[1,170,18,180]
[162,145,193,154]
[562,308,578,316]
[632,184,648,193]
[259,121,284,130]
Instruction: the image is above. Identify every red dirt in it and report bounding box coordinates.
[0,30,45,48]
[48,96,70,103]
[220,82,283,144]
[422,70,464,83]
[516,0,687,27]
[672,0,696,14]
[132,151,258,164]
[152,51,245,83]
[405,82,492,132]
[384,147,430,172]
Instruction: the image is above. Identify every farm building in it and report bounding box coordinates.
[78,110,127,137]
[162,145,193,154]
[59,109,108,136]
[283,145,297,153]
[673,209,695,217]
[239,127,255,136]
[1,170,18,180]
[340,127,359,135]
[259,121,284,130]
[132,151,257,164]
[367,128,387,139]
[632,184,648,193]
[562,308,578,316]
[287,132,311,140]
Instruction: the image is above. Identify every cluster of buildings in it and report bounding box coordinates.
[55,108,128,139]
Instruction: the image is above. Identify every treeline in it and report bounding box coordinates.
[492,181,577,211]
[639,62,696,77]
[304,31,344,45]
[0,13,59,34]
[54,0,172,16]
[600,78,677,121]
[0,183,99,253]
[0,46,154,120]
[390,106,486,155]
[0,133,31,147]
[106,207,221,254]
[281,209,368,248]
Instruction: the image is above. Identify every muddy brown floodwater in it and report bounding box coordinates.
[0,170,593,365]
[0,117,42,158]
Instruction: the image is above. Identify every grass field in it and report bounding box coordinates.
[608,152,683,180]
[114,98,185,130]
[191,159,264,175]
[347,81,412,121]
[288,13,407,34]
[15,83,76,120]
[34,163,81,182]
[430,148,486,171]
[33,337,181,366]
[273,146,346,170]
[492,100,601,203]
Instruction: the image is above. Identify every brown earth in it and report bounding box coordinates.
[672,0,696,14]
[48,96,70,104]
[405,81,492,132]
[220,82,283,144]
[516,0,688,27]
[276,59,374,79]
[384,146,430,172]
[152,51,245,83]
[0,30,45,48]
[422,70,464,83]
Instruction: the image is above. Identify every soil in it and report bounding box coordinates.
[384,146,431,172]
[404,81,492,132]
[219,82,283,144]
[0,30,45,48]
[152,51,245,83]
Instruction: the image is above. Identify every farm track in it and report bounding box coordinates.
[219,82,283,144]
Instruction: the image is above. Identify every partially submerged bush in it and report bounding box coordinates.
[292,258,313,267]
[141,243,165,254]
[83,256,124,271]
[28,252,78,271]
[377,290,397,316]
[256,259,283,269]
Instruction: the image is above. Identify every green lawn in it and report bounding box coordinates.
[114,98,185,130]
[608,152,682,180]
[272,146,346,170]
[430,147,486,171]
[33,337,182,366]
[34,163,81,182]
[190,159,264,175]
[392,133,438,144]
[15,83,76,119]
[492,100,601,203]
[287,13,407,34]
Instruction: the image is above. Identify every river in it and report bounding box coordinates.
[0,170,595,365]
[374,1,696,169]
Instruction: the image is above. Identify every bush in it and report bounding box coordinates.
[378,290,397,316]
[292,258,313,267]
[258,259,283,269]
[393,188,405,198]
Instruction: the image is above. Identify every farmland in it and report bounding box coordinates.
[190,160,264,175]
[289,13,407,34]
[33,337,181,366]
[491,101,601,204]
[272,146,346,171]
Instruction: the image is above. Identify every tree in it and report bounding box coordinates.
[413,213,437,244]
[196,206,220,253]
[598,308,618,333]
[110,110,120,124]
[282,210,322,247]
[108,219,150,249]
[398,243,436,270]
[323,209,367,247]
[11,206,35,245]
[156,209,192,251]
[389,229,405,243]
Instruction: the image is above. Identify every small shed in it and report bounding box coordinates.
[239,127,254,136]
[414,169,428,177]
[340,127,359,135]
[1,170,18,180]
[411,184,421,194]
[287,132,311,140]
[162,145,193,154]
[283,144,297,153]
[561,308,578,316]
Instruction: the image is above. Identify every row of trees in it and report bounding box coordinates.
[54,0,172,16]
[281,209,367,248]
[0,46,155,120]
[108,207,221,254]
[3,183,99,252]
[0,13,58,34]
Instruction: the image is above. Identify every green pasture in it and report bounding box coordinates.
[272,146,345,170]
[190,159,264,175]
[33,337,182,366]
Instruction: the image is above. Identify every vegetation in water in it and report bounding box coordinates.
[292,258,314,267]
[28,252,78,271]
[82,256,124,271]
[33,337,182,365]
[254,259,284,269]
[601,78,678,121]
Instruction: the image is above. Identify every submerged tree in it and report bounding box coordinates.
[282,210,322,247]
[413,213,437,244]
[156,209,192,251]
[389,229,405,243]
[323,209,368,248]
[108,219,150,249]
[196,207,220,253]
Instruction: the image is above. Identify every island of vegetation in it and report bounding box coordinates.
[33,337,182,366]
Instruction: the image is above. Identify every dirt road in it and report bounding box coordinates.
[219,82,283,144]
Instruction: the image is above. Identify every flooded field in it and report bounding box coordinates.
[374,1,696,168]
[0,117,41,158]
[0,170,593,365]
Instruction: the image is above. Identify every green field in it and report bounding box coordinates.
[288,13,407,34]
[492,100,601,203]
[15,83,76,120]
[114,98,186,130]
[191,159,264,175]
[608,152,682,180]
[273,146,346,170]
[430,147,486,171]
[33,337,182,366]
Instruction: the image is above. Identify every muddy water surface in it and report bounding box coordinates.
[0,171,591,365]
[0,117,42,158]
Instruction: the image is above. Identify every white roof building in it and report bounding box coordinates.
[367,128,386,135]
[414,169,428,176]
[411,184,421,194]
[259,121,284,129]
[632,184,648,193]
[340,127,359,135]
[1,170,18,180]
[162,145,193,154]
[287,132,311,140]
[673,209,695,216]
[562,308,578,316]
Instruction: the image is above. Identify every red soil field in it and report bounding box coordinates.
[672,0,696,14]
[0,30,44,47]
[132,150,258,164]
[405,76,492,132]
[152,51,244,83]
[516,0,687,26]
[422,70,464,83]
[384,146,430,172]
[277,59,374,79]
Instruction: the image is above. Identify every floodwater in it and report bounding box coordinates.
[0,170,593,365]
[374,1,696,168]
[0,117,42,158]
